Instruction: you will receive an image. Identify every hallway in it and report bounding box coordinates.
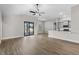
[0,34,79,55]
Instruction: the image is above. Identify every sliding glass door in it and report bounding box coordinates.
[24,21,34,36]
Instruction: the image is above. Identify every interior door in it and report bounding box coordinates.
[24,21,34,36]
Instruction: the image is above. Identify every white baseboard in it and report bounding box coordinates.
[2,36,24,40]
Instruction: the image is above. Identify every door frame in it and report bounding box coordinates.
[24,21,34,36]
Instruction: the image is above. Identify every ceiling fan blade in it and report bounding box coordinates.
[29,11,36,13]
[33,13,36,15]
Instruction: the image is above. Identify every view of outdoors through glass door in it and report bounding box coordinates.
[24,21,34,36]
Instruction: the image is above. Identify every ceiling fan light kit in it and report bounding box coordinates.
[29,4,45,16]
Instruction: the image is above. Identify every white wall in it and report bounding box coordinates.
[45,21,53,33]
[3,14,24,39]
[71,5,79,34]
[2,14,45,39]
[38,21,45,33]
[0,11,2,40]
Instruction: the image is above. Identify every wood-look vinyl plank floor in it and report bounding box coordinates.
[0,34,79,55]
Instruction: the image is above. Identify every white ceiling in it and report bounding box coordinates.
[0,4,77,20]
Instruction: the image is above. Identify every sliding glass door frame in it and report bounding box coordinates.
[24,21,34,36]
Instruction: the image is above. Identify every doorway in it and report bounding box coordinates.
[24,21,34,36]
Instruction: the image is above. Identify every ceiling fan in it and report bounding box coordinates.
[29,4,45,16]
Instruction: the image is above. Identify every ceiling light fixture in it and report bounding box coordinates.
[29,4,45,16]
